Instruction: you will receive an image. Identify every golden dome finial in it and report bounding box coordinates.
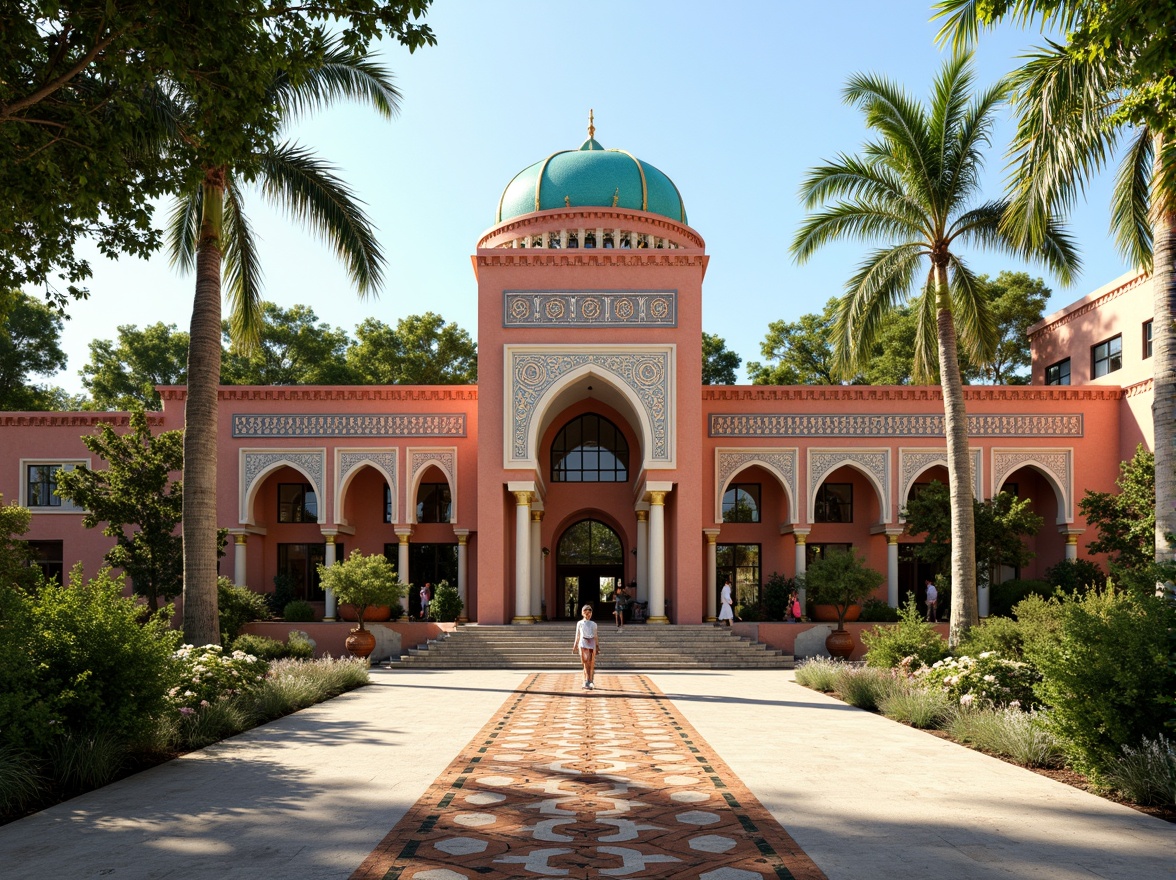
[588,109,595,141]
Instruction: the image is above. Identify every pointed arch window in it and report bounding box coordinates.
[551,414,629,482]
[557,519,623,565]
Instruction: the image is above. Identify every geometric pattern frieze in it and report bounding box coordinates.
[716,448,798,523]
[708,412,1083,438]
[349,673,827,880]
[504,290,677,327]
[510,349,672,463]
[232,413,466,438]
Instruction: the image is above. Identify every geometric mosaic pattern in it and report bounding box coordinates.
[350,673,826,880]
[504,290,678,327]
[708,412,1083,438]
[232,413,467,438]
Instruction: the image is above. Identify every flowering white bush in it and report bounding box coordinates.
[167,644,270,713]
[913,652,1039,709]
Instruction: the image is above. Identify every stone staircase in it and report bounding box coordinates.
[388,623,793,669]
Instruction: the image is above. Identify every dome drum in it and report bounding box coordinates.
[478,208,703,251]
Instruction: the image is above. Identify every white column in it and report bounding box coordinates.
[647,491,668,624]
[704,529,720,621]
[1061,528,1082,561]
[512,490,533,623]
[233,534,247,587]
[530,509,544,621]
[635,508,649,603]
[887,533,899,608]
[323,535,338,620]
[395,528,413,616]
[455,529,469,623]
[794,529,810,610]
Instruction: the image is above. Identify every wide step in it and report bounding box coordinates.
[388,624,793,670]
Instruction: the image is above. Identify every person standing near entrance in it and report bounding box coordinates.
[420,582,432,620]
[613,583,628,630]
[925,580,938,622]
[572,604,600,689]
[717,576,735,627]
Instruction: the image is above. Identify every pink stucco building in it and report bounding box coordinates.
[1,127,1157,625]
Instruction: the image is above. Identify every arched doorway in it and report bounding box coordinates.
[556,519,624,620]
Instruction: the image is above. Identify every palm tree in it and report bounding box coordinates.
[934,0,1176,566]
[791,54,1078,646]
[165,43,398,646]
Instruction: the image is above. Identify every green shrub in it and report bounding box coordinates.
[283,600,316,622]
[859,597,899,622]
[316,550,404,628]
[285,631,316,659]
[217,577,271,645]
[428,580,463,622]
[0,565,180,760]
[267,572,297,615]
[763,572,794,621]
[1025,585,1174,777]
[1105,736,1176,806]
[46,728,126,792]
[168,644,269,713]
[800,548,884,629]
[177,699,252,750]
[794,657,841,692]
[860,595,947,669]
[1010,594,1063,657]
[228,633,309,661]
[832,665,900,711]
[945,706,1062,767]
[734,603,764,621]
[915,652,1040,709]
[989,578,1052,617]
[879,685,953,728]
[0,746,42,815]
[954,615,1028,660]
[1044,558,1105,595]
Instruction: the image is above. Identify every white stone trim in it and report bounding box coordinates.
[991,448,1074,524]
[334,447,398,527]
[898,447,983,514]
[806,448,891,525]
[714,447,799,525]
[18,458,89,513]
[240,448,327,526]
[408,447,458,524]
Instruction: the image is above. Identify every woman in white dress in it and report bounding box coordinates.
[718,577,735,627]
[572,604,600,689]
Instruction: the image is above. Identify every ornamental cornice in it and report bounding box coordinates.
[157,386,477,403]
[1124,378,1154,398]
[0,413,163,427]
[504,290,677,328]
[232,413,467,438]
[478,208,704,248]
[701,385,1122,402]
[709,412,1083,438]
[1028,271,1148,340]
[476,252,706,270]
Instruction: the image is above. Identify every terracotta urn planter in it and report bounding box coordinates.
[345,626,376,660]
[811,604,861,623]
[340,603,392,622]
[825,628,855,659]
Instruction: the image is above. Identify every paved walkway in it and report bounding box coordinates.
[1,669,1171,880]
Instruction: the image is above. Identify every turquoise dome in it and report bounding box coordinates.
[496,128,687,225]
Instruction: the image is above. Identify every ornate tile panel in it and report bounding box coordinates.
[898,448,983,503]
[708,413,1083,438]
[808,449,891,523]
[233,413,466,438]
[504,290,677,327]
[715,448,798,524]
[509,347,673,465]
[992,448,1073,523]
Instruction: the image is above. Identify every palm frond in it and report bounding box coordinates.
[928,52,974,170]
[1110,126,1154,270]
[932,0,1076,53]
[268,37,401,125]
[1156,131,1176,220]
[166,192,201,275]
[911,274,941,383]
[258,143,385,296]
[844,72,938,201]
[944,77,1008,206]
[222,177,265,352]
[946,257,997,365]
[792,201,925,264]
[831,244,924,376]
[798,153,909,211]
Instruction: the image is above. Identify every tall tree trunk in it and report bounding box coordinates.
[1152,131,1176,564]
[181,166,226,646]
[934,263,979,646]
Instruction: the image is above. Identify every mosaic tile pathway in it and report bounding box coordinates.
[351,673,826,880]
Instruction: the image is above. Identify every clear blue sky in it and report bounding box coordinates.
[51,0,1130,394]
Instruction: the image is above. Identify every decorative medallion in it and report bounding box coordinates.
[709,413,1082,438]
[503,290,678,327]
[233,414,466,438]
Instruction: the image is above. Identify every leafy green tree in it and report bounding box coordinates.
[791,55,1077,645]
[222,303,358,386]
[165,44,402,647]
[55,410,184,612]
[799,548,885,630]
[0,290,69,410]
[747,303,841,385]
[962,272,1050,383]
[0,1,435,301]
[935,0,1176,562]
[317,550,405,630]
[1079,446,1157,572]
[347,313,477,384]
[79,322,190,411]
[0,496,38,592]
[903,482,1044,593]
[701,332,742,385]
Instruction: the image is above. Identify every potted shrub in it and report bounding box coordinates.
[798,548,884,659]
[316,551,406,661]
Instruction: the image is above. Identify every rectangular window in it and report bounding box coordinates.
[814,483,853,523]
[722,483,761,523]
[25,463,84,509]
[716,543,761,608]
[806,542,853,568]
[1144,320,1153,359]
[277,543,338,601]
[278,483,318,523]
[384,483,393,523]
[26,540,64,583]
[1092,335,1122,377]
[1045,358,1071,386]
[416,482,452,523]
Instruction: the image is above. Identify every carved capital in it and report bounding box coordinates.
[513,490,533,506]
[636,510,648,523]
[649,491,667,506]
